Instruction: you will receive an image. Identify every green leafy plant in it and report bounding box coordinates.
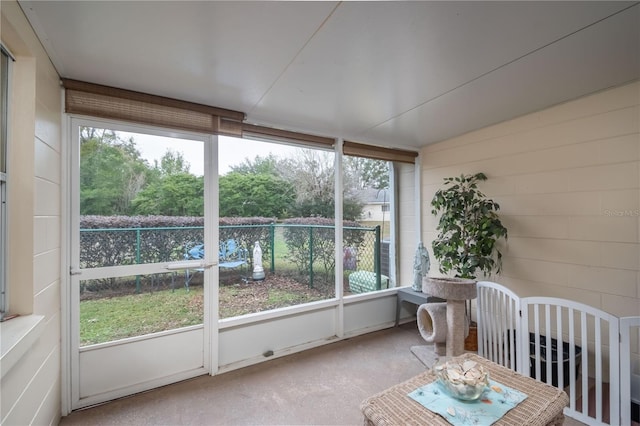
[430,173,507,279]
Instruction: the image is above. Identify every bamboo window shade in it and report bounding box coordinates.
[62,79,419,163]
[62,79,245,136]
[241,123,334,148]
[343,141,418,164]
[241,124,418,162]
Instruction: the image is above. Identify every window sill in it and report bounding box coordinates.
[1,314,46,378]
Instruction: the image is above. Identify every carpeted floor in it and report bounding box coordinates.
[61,323,429,425]
[59,323,588,425]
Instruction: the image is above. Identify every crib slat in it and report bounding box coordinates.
[545,304,552,386]
[534,305,541,382]
[581,311,588,417]
[569,308,576,412]
[508,298,516,370]
[491,290,497,363]
[608,317,620,426]
[594,317,602,422]
[487,291,496,361]
[477,289,485,357]
[619,317,638,426]
[555,305,564,390]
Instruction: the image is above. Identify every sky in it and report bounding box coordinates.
[119,131,301,176]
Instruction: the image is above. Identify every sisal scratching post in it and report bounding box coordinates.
[423,277,477,358]
[446,299,466,357]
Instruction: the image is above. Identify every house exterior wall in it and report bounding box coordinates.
[360,203,387,222]
[1,1,62,424]
[421,81,640,319]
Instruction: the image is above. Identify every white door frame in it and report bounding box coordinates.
[63,116,218,411]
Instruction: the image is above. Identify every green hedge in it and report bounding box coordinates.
[79,216,275,269]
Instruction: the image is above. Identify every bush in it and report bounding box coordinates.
[79,215,276,280]
[281,217,365,288]
[80,216,205,268]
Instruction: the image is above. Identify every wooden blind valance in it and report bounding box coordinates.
[62,79,245,136]
[241,124,419,162]
[241,123,334,148]
[343,141,418,164]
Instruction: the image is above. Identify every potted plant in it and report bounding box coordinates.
[429,172,508,350]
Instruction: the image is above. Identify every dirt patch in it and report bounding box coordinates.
[219,274,331,318]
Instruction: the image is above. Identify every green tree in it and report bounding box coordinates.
[131,150,203,216]
[155,149,191,176]
[224,151,365,219]
[219,172,295,218]
[80,127,151,215]
[132,173,204,216]
[344,157,389,190]
[280,150,364,220]
[229,154,281,176]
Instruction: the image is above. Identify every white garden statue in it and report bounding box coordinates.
[412,242,430,291]
[252,241,265,281]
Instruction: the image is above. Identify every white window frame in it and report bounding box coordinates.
[0,45,12,320]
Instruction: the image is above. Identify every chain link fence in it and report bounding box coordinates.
[79,222,382,300]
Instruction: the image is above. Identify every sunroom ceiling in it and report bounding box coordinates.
[19,1,640,149]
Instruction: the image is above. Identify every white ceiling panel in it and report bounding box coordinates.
[361,3,640,147]
[18,1,640,149]
[21,1,338,111]
[249,2,634,137]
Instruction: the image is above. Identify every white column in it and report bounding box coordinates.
[334,138,344,338]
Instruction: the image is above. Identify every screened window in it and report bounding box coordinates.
[1,46,10,318]
[342,157,395,294]
[217,136,337,318]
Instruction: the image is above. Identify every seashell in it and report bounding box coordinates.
[462,360,477,371]
[465,369,480,378]
[447,407,456,416]
[448,369,462,381]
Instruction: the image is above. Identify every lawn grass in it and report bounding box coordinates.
[358,220,391,240]
[271,227,294,272]
[80,274,329,345]
[80,287,204,346]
